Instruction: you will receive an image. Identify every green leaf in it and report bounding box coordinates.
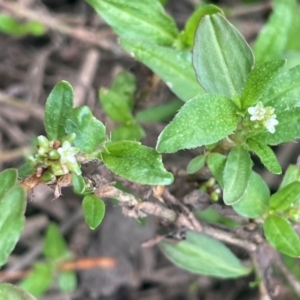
[99,88,134,122]
[260,65,300,112]
[72,173,86,195]
[0,283,37,300]
[0,168,17,198]
[45,81,74,140]
[43,223,68,260]
[279,165,300,190]
[285,0,300,51]
[256,108,300,145]
[195,208,239,228]
[179,4,223,47]
[102,141,173,185]
[66,106,106,153]
[111,123,145,141]
[193,13,254,99]
[263,215,300,257]
[187,155,206,174]
[253,0,294,63]
[82,195,105,230]
[19,263,54,297]
[283,51,300,70]
[240,60,286,109]
[110,71,136,109]
[156,94,239,153]
[86,0,179,46]
[18,162,35,179]
[247,139,281,174]
[136,99,183,123]
[58,271,77,293]
[121,39,205,102]
[160,231,250,278]
[0,186,26,267]
[0,14,45,37]
[233,172,270,218]
[223,147,252,205]
[269,182,300,212]
[207,153,227,188]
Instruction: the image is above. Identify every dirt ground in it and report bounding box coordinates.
[0,0,300,299]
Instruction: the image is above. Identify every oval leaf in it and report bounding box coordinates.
[99,88,134,123]
[19,263,54,297]
[86,0,179,46]
[160,231,250,278]
[279,165,300,190]
[43,223,68,260]
[253,0,294,63]
[66,106,106,153]
[111,123,145,142]
[263,215,300,257]
[0,186,26,267]
[72,173,86,195]
[257,108,300,145]
[270,182,300,212]
[223,147,252,205]
[233,172,270,218]
[179,4,223,47]
[102,141,173,185]
[0,168,17,198]
[136,100,183,123]
[44,81,74,140]
[0,283,37,300]
[193,13,254,98]
[156,94,239,153]
[121,39,204,102]
[82,195,105,230]
[207,153,227,188]
[261,65,300,112]
[240,60,286,109]
[247,139,281,174]
[187,155,206,174]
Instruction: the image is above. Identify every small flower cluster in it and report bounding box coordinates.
[28,135,81,180]
[247,102,278,134]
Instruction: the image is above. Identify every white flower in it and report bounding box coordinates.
[57,141,78,163]
[247,102,266,121]
[57,141,81,175]
[247,102,279,134]
[264,115,279,134]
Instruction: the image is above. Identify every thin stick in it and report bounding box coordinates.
[0,256,116,282]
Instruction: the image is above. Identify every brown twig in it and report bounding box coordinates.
[73,48,101,107]
[0,91,44,120]
[0,256,116,282]
[0,146,33,163]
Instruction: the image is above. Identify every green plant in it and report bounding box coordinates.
[2,0,300,298]
[19,223,76,297]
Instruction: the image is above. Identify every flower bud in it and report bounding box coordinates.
[37,135,50,148]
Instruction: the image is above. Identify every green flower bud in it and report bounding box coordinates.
[41,170,55,182]
[28,155,38,166]
[211,191,219,202]
[37,135,50,148]
[51,162,67,176]
[66,161,82,176]
[48,149,60,160]
[38,147,48,157]
[63,133,76,143]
